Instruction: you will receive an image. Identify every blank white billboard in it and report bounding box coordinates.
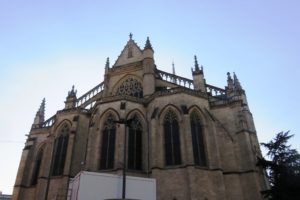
[68,171,156,200]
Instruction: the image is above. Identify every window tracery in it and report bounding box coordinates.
[116,78,143,98]
[52,124,69,176]
[100,114,116,170]
[164,110,181,166]
[31,148,43,185]
[128,114,143,170]
[190,111,206,166]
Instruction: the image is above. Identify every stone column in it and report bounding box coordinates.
[12,148,30,200]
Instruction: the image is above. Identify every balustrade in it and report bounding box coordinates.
[157,69,194,89]
[76,82,104,107]
[42,115,56,128]
[205,84,226,97]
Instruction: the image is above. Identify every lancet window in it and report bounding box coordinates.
[190,111,206,166]
[100,114,116,170]
[128,45,133,58]
[52,124,69,176]
[31,148,43,185]
[116,78,143,98]
[128,114,143,170]
[164,110,181,166]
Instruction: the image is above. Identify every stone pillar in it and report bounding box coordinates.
[150,118,157,168]
[116,123,126,173]
[142,38,155,97]
[12,148,30,200]
[182,115,194,165]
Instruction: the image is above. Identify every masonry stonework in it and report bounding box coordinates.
[13,35,268,200]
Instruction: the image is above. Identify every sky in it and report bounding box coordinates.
[0,0,299,194]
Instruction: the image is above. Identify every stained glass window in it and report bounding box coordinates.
[31,148,43,185]
[164,110,181,166]
[128,114,142,170]
[190,112,206,166]
[52,124,69,176]
[116,78,143,98]
[100,114,116,169]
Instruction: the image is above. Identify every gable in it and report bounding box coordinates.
[113,39,143,67]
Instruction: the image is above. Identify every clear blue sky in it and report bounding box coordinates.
[0,0,299,194]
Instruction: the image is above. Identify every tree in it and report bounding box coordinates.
[258,131,300,200]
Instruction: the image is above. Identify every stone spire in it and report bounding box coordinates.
[144,37,153,51]
[233,72,243,90]
[65,85,77,109]
[33,98,45,125]
[194,55,200,71]
[143,36,154,59]
[192,55,203,75]
[105,57,110,73]
[192,55,206,91]
[172,61,176,75]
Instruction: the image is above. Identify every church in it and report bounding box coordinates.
[12,34,268,200]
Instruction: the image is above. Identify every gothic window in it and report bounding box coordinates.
[128,114,142,170]
[31,148,43,185]
[100,114,116,169]
[128,45,133,58]
[190,112,206,166]
[164,110,181,166]
[52,124,69,176]
[116,78,143,98]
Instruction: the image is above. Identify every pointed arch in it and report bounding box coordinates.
[163,109,181,166]
[52,123,70,176]
[190,110,207,166]
[127,113,143,170]
[99,113,116,170]
[31,145,45,185]
[113,75,143,98]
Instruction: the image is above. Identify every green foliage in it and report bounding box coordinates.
[258,131,300,200]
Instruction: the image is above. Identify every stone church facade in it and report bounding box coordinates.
[13,35,268,200]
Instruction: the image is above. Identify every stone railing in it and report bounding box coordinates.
[205,84,226,97]
[157,70,227,98]
[42,115,56,128]
[157,69,194,89]
[76,82,104,108]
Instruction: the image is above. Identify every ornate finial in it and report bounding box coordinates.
[172,61,176,75]
[144,37,153,50]
[194,55,200,71]
[67,85,77,98]
[129,33,133,40]
[105,57,110,69]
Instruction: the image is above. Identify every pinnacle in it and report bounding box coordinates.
[67,85,77,98]
[194,55,200,71]
[233,72,242,90]
[144,37,153,50]
[227,72,233,81]
[105,57,110,69]
[172,61,176,75]
[39,98,45,113]
[33,98,45,125]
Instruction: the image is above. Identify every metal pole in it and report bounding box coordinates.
[122,125,127,199]
[114,118,133,199]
